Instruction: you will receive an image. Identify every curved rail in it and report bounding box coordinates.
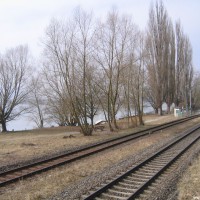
[83,124,200,200]
[0,115,199,188]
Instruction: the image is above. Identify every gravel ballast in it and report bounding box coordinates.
[50,129,200,200]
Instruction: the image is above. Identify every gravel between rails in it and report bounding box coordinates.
[50,130,196,200]
[146,141,200,200]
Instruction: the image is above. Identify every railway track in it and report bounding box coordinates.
[0,115,199,188]
[83,123,200,200]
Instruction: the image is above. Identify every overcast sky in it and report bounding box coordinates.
[0,0,199,130]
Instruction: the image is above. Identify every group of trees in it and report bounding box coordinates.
[0,2,198,134]
[146,2,193,115]
[41,8,146,135]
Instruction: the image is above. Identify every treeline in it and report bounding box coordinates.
[0,2,198,134]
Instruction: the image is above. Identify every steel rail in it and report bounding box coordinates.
[0,115,199,188]
[83,123,200,200]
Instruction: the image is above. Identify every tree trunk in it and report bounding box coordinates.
[108,90,114,132]
[138,113,144,125]
[39,119,44,129]
[158,105,163,115]
[167,103,171,114]
[137,86,144,126]
[91,114,94,129]
[138,108,144,126]
[134,108,137,126]
[112,106,118,129]
[107,108,114,132]
[1,121,7,132]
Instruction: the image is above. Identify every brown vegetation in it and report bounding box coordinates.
[0,115,173,167]
[0,116,199,199]
[177,154,200,200]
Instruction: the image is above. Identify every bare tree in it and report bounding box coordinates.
[175,21,185,107]
[42,9,98,135]
[94,10,134,130]
[0,46,31,132]
[121,31,145,126]
[163,21,176,113]
[181,35,193,113]
[145,1,173,115]
[133,33,145,125]
[28,76,46,128]
[84,66,100,128]
[72,7,97,134]
[191,72,200,111]
[42,50,78,127]
[175,21,193,111]
[45,92,77,126]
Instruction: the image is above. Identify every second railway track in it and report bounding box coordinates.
[0,114,199,188]
[83,123,200,200]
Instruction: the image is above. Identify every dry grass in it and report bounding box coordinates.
[177,154,200,200]
[0,114,175,167]
[0,127,135,167]
[116,114,176,128]
[0,116,200,200]
[0,132,174,200]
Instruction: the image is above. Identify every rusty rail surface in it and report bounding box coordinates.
[0,115,199,188]
[83,123,200,200]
